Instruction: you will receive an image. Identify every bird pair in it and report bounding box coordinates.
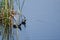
[13,19,26,31]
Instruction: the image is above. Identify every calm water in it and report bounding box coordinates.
[0,0,60,40]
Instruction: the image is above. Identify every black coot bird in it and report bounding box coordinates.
[13,24,22,30]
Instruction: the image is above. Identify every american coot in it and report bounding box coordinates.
[21,19,26,27]
[13,24,22,30]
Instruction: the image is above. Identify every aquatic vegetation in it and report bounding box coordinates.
[0,0,26,40]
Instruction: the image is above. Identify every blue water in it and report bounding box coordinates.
[0,0,60,40]
[22,0,60,40]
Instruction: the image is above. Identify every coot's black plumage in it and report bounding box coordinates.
[13,24,22,30]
